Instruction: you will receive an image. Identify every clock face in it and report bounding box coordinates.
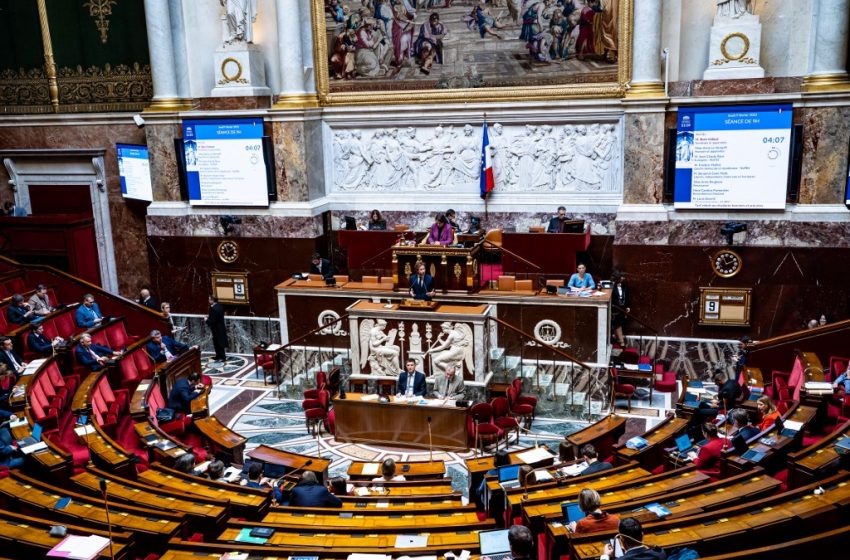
[712,249,742,278]
[217,240,240,264]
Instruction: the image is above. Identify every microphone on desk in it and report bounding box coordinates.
[280,459,314,496]
[517,422,539,449]
[99,478,116,560]
[427,415,433,463]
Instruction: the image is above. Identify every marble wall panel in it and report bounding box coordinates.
[612,244,850,341]
[0,121,149,297]
[146,214,324,238]
[799,106,850,205]
[146,234,326,315]
[496,303,600,364]
[623,111,665,205]
[144,122,182,202]
[273,120,313,202]
[615,220,850,248]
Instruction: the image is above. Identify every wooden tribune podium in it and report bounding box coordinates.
[392,243,482,295]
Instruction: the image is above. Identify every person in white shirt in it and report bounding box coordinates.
[372,458,406,482]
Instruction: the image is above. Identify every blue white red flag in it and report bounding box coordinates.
[480,122,494,200]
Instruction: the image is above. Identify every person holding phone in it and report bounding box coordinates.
[600,517,666,560]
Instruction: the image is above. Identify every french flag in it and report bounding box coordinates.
[480,122,494,200]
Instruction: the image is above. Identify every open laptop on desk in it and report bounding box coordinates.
[741,444,770,463]
[681,391,700,408]
[15,422,42,447]
[479,528,512,560]
[561,501,584,526]
[671,433,697,459]
[498,464,522,489]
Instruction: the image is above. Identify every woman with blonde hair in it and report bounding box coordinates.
[756,395,779,432]
[568,488,621,534]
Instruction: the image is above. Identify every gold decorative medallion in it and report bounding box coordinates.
[720,32,750,61]
[429,263,436,277]
[404,262,412,277]
[220,57,244,83]
[217,240,240,264]
[453,263,462,280]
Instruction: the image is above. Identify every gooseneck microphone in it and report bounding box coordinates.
[99,478,116,560]
[427,415,433,463]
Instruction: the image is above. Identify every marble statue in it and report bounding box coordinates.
[424,322,473,377]
[409,324,422,353]
[359,319,401,375]
[220,0,258,44]
[715,0,752,19]
[330,122,621,194]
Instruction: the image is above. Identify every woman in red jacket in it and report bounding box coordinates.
[756,395,780,432]
[689,422,725,478]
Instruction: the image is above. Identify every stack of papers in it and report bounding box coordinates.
[234,528,268,544]
[21,441,48,455]
[782,420,804,432]
[73,425,95,437]
[516,447,554,464]
[21,358,46,376]
[47,535,110,559]
[9,417,27,428]
[626,436,649,450]
[360,394,380,401]
[361,463,380,476]
[560,462,589,477]
[534,470,554,482]
[805,381,833,393]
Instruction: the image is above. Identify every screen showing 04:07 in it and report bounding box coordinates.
[182,118,268,207]
[674,104,793,210]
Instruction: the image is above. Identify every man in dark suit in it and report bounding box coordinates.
[205,296,228,362]
[75,333,118,372]
[310,253,334,280]
[6,294,34,326]
[0,337,26,376]
[137,288,158,310]
[26,323,63,357]
[146,329,193,363]
[289,471,342,507]
[578,444,613,476]
[75,293,103,328]
[0,409,24,469]
[397,359,426,397]
[409,260,435,301]
[547,206,567,233]
[167,371,204,414]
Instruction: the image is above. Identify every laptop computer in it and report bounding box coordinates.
[673,433,695,457]
[479,529,512,560]
[835,436,850,456]
[682,391,699,408]
[498,464,520,483]
[561,501,584,524]
[16,422,42,447]
[741,444,769,463]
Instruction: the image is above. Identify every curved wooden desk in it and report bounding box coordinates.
[334,393,469,451]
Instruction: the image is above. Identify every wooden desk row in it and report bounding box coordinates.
[568,471,850,560]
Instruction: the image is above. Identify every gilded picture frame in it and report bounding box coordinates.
[311,0,633,105]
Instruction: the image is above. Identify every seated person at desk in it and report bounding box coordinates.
[28,284,55,317]
[832,362,850,401]
[601,517,666,560]
[689,372,742,436]
[688,422,724,477]
[425,213,454,246]
[508,525,534,560]
[568,488,620,534]
[290,471,343,507]
[567,263,596,292]
[446,208,460,231]
[373,458,406,482]
[27,323,64,357]
[579,444,613,475]
[309,252,334,280]
[0,409,24,470]
[729,408,759,445]
[476,449,510,505]
[242,462,284,502]
[756,395,780,432]
[6,294,35,325]
[207,460,226,482]
[432,364,465,399]
[146,329,194,363]
[329,476,351,496]
[0,337,27,377]
[75,334,120,372]
[409,260,435,301]
[547,206,568,233]
[367,208,387,230]
[167,371,204,414]
[173,453,197,474]
[75,293,104,328]
[397,359,427,397]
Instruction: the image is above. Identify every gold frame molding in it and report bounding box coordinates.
[310,0,633,106]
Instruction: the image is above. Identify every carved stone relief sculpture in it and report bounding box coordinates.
[330,122,622,194]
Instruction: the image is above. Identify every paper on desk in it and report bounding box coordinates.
[235,528,268,544]
[360,394,380,401]
[20,358,46,376]
[782,420,804,432]
[21,441,48,455]
[621,363,639,371]
[394,534,429,549]
[73,425,95,437]
[347,555,391,560]
[354,486,371,496]
[560,462,588,477]
[9,417,27,428]
[265,343,282,351]
[516,447,554,464]
[397,556,437,560]
[47,534,110,560]
[376,500,389,508]
[534,470,554,482]
[361,463,380,476]
[424,399,446,406]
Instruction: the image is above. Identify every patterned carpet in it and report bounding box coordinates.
[201,355,638,496]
